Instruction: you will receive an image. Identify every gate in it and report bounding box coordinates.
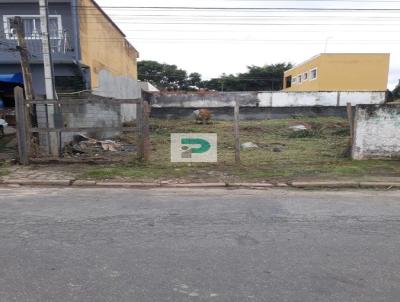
[14,87,150,164]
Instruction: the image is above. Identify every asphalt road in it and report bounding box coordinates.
[0,188,400,302]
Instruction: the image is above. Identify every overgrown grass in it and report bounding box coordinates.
[80,117,400,182]
[0,161,9,177]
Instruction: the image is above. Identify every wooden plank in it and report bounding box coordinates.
[234,100,241,164]
[26,99,141,105]
[30,127,137,133]
[14,87,29,165]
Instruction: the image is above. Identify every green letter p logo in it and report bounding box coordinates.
[181,138,211,154]
[171,134,217,163]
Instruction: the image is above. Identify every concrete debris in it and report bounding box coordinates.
[0,119,8,136]
[241,142,259,150]
[289,125,308,131]
[0,119,8,127]
[63,134,131,158]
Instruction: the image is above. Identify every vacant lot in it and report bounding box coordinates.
[81,117,400,182]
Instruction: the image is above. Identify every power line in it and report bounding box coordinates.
[197,0,400,2]
[73,6,400,11]
[78,14,400,19]
[72,21,400,25]
[81,37,400,43]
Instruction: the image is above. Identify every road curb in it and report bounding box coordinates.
[2,179,73,186]
[95,182,161,188]
[162,183,228,188]
[359,182,400,189]
[1,179,400,190]
[229,183,274,188]
[291,181,360,188]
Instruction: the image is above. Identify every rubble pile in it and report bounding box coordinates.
[63,134,135,159]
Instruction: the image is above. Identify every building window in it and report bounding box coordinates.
[285,76,292,88]
[3,15,62,39]
[303,72,308,81]
[292,77,297,84]
[297,75,302,84]
[310,68,318,80]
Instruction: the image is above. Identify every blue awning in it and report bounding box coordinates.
[0,73,23,84]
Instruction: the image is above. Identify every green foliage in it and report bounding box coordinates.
[203,63,293,91]
[138,60,293,92]
[288,129,322,139]
[138,60,190,90]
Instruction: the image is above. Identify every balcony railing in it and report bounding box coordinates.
[0,30,74,57]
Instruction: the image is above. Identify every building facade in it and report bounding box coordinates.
[0,0,139,101]
[283,53,390,92]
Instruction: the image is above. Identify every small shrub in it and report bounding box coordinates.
[332,128,350,137]
[288,129,322,139]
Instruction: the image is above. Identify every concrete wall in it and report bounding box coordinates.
[283,53,390,92]
[152,91,386,108]
[60,101,122,144]
[151,106,348,121]
[93,70,141,100]
[353,105,400,160]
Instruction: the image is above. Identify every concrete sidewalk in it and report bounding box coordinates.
[1,165,400,190]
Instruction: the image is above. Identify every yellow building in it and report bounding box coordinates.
[283,53,390,92]
[79,0,139,90]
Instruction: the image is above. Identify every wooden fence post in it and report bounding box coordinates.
[346,102,355,153]
[234,100,241,164]
[143,101,151,162]
[12,17,35,101]
[14,87,30,165]
[137,99,144,161]
[346,102,354,141]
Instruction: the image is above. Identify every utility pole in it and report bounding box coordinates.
[39,0,57,100]
[39,0,59,156]
[12,17,35,101]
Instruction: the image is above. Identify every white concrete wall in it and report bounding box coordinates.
[353,105,400,160]
[94,70,142,100]
[93,70,141,120]
[153,91,386,108]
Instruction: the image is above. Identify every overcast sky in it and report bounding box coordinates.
[96,0,400,89]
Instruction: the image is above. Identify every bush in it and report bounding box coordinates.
[288,129,322,139]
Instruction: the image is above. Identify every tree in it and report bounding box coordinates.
[138,60,292,91]
[203,63,293,91]
[138,60,190,90]
[186,72,202,87]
